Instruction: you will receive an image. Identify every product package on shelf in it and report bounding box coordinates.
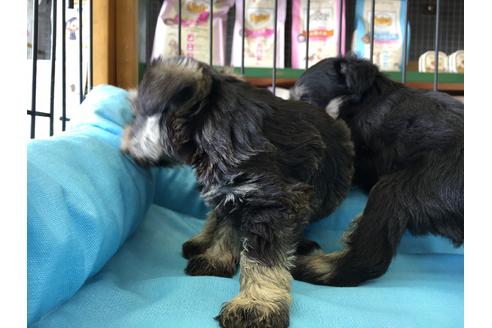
[152,0,234,65]
[419,51,448,73]
[291,0,346,69]
[352,0,409,71]
[448,50,464,73]
[232,0,287,68]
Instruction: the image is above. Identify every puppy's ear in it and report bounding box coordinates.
[166,70,214,164]
[168,65,214,118]
[337,57,379,97]
[168,115,197,164]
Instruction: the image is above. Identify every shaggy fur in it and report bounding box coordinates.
[121,56,354,328]
[290,56,464,286]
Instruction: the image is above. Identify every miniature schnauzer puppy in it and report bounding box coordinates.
[121,56,354,328]
[290,56,464,287]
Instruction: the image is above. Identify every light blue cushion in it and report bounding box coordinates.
[27,86,156,324]
[28,85,463,327]
[153,166,209,219]
[31,205,464,328]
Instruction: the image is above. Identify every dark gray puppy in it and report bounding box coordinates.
[290,56,464,287]
[121,56,354,328]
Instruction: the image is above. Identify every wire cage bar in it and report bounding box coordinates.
[305,0,310,70]
[369,0,376,62]
[209,0,214,66]
[338,0,343,57]
[272,0,278,94]
[178,0,182,56]
[49,0,58,136]
[434,0,441,91]
[89,0,94,90]
[78,0,84,103]
[402,0,409,84]
[241,0,246,75]
[62,0,67,131]
[30,0,39,139]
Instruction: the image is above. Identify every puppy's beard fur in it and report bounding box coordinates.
[129,114,163,162]
[289,84,306,101]
[325,96,346,119]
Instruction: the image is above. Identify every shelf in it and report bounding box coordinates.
[139,64,463,94]
[233,67,463,93]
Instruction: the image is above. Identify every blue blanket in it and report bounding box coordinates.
[28,86,463,327]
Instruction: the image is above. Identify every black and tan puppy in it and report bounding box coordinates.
[121,57,354,328]
[290,56,464,287]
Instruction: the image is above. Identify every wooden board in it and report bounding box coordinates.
[115,0,139,90]
[93,0,139,90]
[93,0,115,86]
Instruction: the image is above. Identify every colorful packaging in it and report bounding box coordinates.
[152,0,234,65]
[418,51,448,73]
[291,0,346,69]
[232,0,287,68]
[352,0,409,71]
[448,50,464,73]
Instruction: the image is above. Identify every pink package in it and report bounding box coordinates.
[152,0,234,65]
[291,0,346,68]
[232,0,287,68]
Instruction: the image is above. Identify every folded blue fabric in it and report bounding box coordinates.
[28,85,463,327]
[153,166,209,219]
[27,86,156,324]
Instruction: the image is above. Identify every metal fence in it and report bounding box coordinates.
[28,0,94,139]
[28,0,457,139]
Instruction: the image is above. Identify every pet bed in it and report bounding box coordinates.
[28,85,463,328]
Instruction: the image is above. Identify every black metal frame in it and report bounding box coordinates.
[28,0,451,139]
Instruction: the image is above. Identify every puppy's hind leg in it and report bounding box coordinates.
[182,210,219,259]
[293,172,410,286]
[185,215,241,278]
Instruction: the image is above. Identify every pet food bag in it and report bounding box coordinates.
[448,50,464,73]
[291,0,346,69]
[352,0,409,71]
[418,51,448,72]
[152,0,234,65]
[232,0,287,68]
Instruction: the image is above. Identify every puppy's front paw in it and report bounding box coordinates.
[185,254,237,278]
[182,239,208,260]
[215,296,290,328]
